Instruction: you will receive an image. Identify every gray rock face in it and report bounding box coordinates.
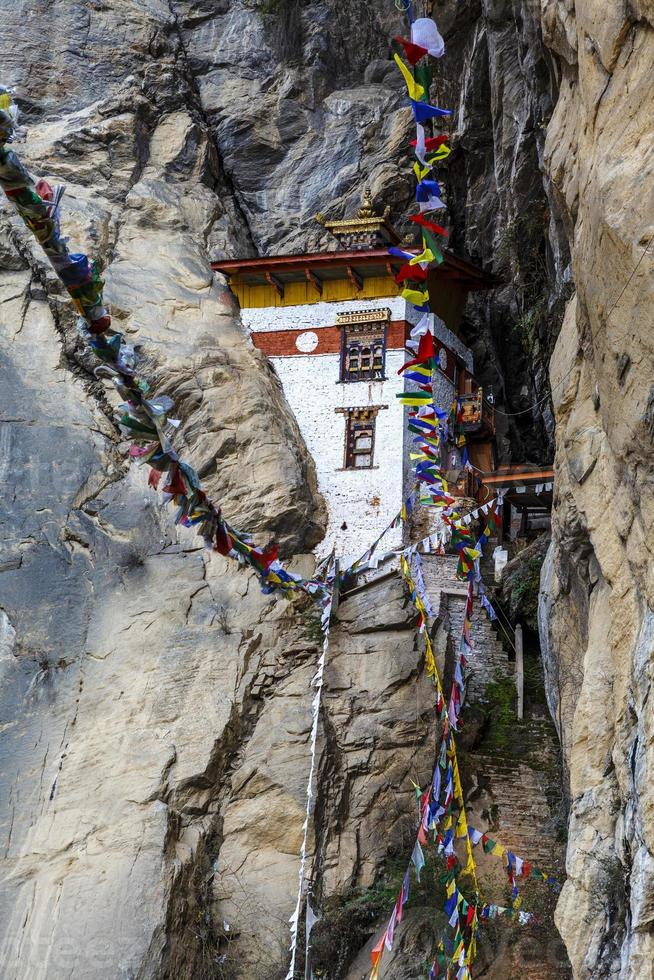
[429,0,571,465]
[3,0,634,977]
[539,2,654,977]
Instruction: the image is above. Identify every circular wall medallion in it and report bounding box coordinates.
[296,330,319,353]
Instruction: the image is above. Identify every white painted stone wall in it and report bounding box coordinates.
[241,298,474,375]
[271,350,405,563]
[241,297,412,333]
[241,298,472,563]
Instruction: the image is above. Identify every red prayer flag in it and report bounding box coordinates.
[394,262,429,284]
[394,35,428,65]
[35,179,54,201]
[410,134,450,150]
[410,213,449,236]
[256,541,278,571]
[148,469,162,490]
[416,330,435,362]
[214,523,233,556]
[162,465,187,496]
[370,932,386,969]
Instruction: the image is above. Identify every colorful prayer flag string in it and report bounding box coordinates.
[0,88,327,602]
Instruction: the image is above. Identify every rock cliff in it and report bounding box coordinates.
[539,2,654,978]
[1,0,652,978]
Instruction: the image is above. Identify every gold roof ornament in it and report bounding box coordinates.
[358,189,374,218]
[315,189,399,251]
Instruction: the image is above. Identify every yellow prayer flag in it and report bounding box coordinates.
[446,880,456,898]
[413,161,431,181]
[424,636,436,677]
[401,287,430,306]
[393,53,425,101]
[428,145,452,161]
[462,847,477,878]
[409,248,435,266]
[398,395,434,406]
[455,811,468,838]
[452,759,463,802]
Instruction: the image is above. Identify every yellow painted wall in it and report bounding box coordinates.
[231,272,470,337]
[232,275,401,309]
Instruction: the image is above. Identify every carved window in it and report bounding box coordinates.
[341,408,379,469]
[340,323,387,382]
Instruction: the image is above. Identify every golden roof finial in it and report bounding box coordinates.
[358,189,374,219]
[314,189,400,249]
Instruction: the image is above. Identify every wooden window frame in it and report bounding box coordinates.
[339,322,387,383]
[336,406,387,470]
[345,418,376,469]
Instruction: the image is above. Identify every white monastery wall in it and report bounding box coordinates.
[241,297,411,332]
[242,299,473,374]
[241,296,472,563]
[270,350,405,563]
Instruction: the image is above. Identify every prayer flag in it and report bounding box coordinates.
[411,134,449,151]
[395,262,428,283]
[411,17,445,58]
[410,213,448,236]
[401,286,430,306]
[394,53,425,101]
[370,933,385,980]
[395,35,428,66]
[411,840,425,880]
[410,99,452,122]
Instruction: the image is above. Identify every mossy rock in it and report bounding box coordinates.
[500,533,550,632]
[310,852,449,978]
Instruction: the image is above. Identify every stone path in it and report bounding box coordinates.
[420,554,570,979]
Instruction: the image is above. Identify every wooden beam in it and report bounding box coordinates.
[346,265,363,291]
[265,271,284,298]
[305,267,322,295]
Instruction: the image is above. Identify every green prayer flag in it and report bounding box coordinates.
[422,229,445,265]
[414,64,432,101]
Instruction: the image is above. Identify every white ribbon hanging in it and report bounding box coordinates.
[411,552,434,617]
[285,559,336,980]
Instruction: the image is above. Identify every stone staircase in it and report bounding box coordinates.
[417,554,570,977]
[418,554,512,702]
[341,552,569,975]
[443,593,512,702]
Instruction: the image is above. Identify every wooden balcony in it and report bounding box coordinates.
[459,389,496,438]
